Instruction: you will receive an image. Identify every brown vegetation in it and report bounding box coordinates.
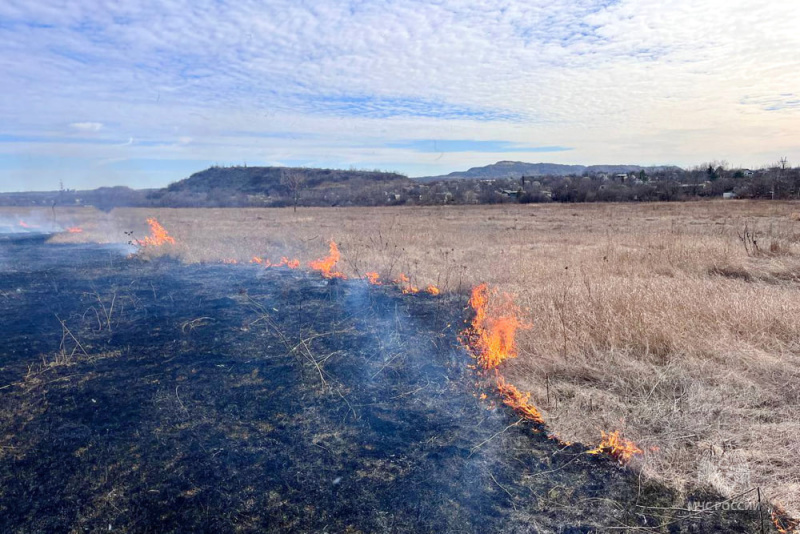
[19,200,800,517]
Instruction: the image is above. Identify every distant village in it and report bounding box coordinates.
[402,163,798,205]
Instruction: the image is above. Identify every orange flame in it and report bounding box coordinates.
[252,256,300,269]
[66,227,83,233]
[222,258,238,264]
[425,284,440,295]
[587,430,643,464]
[468,283,525,369]
[365,272,382,285]
[308,240,346,279]
[496,376,545,424]
[273,256,300,269]
[465,283,645,464]
[137,218,176,247]
[772,505,800,534]
[18,220,38,229]
[394,273,419,294]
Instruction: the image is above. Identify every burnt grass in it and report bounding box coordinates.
[0,234,771,533]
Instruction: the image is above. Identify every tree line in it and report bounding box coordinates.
[1,161,797,209]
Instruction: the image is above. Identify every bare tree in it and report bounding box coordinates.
[771,158,789,200]
[281,169,304,213]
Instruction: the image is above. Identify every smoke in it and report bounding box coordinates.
[0,210,76,235]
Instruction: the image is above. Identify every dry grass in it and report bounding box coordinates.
[11,200,800,516]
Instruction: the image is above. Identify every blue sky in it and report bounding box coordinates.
[1,0,799,191]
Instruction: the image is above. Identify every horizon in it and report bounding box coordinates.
[1,0,799,192]
[0,158,781,194]
[0,159,734,194]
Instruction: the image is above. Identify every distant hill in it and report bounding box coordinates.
[163,166,410,195]
[417,161,680,182]
[146,166,414,207]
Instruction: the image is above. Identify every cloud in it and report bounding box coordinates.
[69,122,103,132]
[741,94,800,112]
[0,0,799,190]
[389,140,573,153]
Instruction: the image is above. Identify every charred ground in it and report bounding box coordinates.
[0,235,771,532]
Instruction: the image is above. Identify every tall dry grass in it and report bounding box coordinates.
[18,200,800,516]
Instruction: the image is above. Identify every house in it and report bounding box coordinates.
[499,189,521,199]
[743,169,755,177]
[723,191,737,199]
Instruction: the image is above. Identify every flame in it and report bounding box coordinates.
[222,258,238,264]
[18,220,39,229]
[548,433,572,446]
[252,256,300,269]
[137,218,176,247]
[365,272,382,285]
[465,283,646,465]
[277,256,300,269]
[496,376,545,424]
[587,430,643,464]
[425,284,440,295]
[66,227,83,233]
[468,283,525,369]
[308,240,346,279]
[394,273,419,294]
[772,505,800,534]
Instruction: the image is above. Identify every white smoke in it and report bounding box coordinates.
[0,210,76,235]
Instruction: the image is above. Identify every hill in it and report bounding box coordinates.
[418,161,679,182]
[148,166,413,207]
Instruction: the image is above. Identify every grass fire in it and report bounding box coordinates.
[1,202,797,533]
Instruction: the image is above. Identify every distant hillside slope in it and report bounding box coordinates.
[164,166,410,194]
[418,160,679,182]
[148,166,414,207]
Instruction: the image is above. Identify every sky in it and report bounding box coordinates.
[0,0,799,192]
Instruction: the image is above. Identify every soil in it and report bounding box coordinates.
[0,233,772,532]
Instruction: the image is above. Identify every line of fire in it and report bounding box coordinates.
[0,217,792,533]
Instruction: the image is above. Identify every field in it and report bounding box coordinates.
[6,200,800,527]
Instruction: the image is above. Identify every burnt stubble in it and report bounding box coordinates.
[0,235,768,532]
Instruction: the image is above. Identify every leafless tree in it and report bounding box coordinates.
[281,169,304,213]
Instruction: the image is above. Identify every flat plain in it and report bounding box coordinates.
[10,199,800,520]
